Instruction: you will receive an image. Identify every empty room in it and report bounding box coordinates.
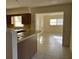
[6,0,72,59]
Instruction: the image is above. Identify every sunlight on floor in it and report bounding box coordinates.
[53,35,62,44]
[39,36,43,44]
[32,33,71,59]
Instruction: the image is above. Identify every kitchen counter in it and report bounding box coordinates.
[18,31,37,59]
[15,29,36,43]
[7,28,37,59]
[7,28,36,43]
[17,31,36,43]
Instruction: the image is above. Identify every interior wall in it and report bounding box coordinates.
[36,13,63,36]
[31,3,72,47]
[70,32,72,52]
[6,7,29,15]
[43,14,63,35]
[35,14,44,32]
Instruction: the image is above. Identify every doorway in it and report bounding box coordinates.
[32,12,71,59]
[35,12,64,45]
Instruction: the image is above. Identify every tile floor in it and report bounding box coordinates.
[32,32,72,59]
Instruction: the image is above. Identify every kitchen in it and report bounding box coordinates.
[6,9,37,59]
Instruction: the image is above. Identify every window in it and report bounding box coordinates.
[11,16,24,27]
[57,19,63,25]
[49,19,63,25]
[50,19,57,25]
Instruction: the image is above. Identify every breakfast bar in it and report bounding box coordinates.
[6,29,37,59]
[17,30,37,59]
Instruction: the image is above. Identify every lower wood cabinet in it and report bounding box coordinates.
[18,36,37,59]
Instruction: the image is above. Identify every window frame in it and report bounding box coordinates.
[49,19,63,26]
[11,16,24,27]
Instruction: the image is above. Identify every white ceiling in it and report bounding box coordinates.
[6,0,72,9]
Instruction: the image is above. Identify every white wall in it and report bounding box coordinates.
[6,7,29,15]
[35,14,44,32]
[43,13,64,35]
[35,12,64,35]
[31,3,72,47]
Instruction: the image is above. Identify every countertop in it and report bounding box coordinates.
[17,31,36,43]
[7,28,37,43]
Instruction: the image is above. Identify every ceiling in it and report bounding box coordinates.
[6,0,72,9]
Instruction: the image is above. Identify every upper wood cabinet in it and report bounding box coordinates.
[6,13,31,27]
[6,15,12,27]
[22,13,31,24]
[6,15,11,25]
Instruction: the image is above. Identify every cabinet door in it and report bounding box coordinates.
[6,15,11,27]
[22,13,31,24]
[6,15,11,25]
[18,36,37,59]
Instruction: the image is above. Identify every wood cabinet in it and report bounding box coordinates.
[7,15,11,24]
[22,13,31,24]
[6,15,12,27]
[6,13,31,28]
[18,36,37,59]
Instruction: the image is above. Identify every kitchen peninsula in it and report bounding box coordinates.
[6,13,37,59]
[17,30,37,59]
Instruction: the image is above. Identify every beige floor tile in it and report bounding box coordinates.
[32,33,72,59]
